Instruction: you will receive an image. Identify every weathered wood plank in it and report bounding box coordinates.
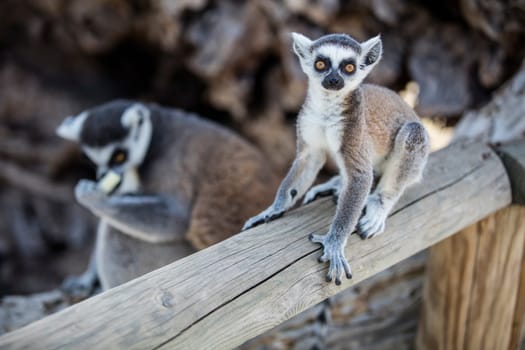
[0,141,511,350]
[415,224,479,350]
[416,206,525,350]
[465,206,525,349]
[510,230,525,350]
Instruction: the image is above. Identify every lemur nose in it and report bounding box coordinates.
[322,74,344,90]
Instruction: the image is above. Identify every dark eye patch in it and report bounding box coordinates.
[109,148,128,166]
[314,55,331,72]
[339,59,357,75]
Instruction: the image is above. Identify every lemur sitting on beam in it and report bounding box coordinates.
[243,33,429,285]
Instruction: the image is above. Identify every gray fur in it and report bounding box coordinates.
[242,147,325,230]
[75,180,190,243]
[357,122,429,238]
[311,34,362,54]
[244,33,429,285]
[59,100,274,293]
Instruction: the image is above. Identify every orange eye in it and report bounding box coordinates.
[111,151,127,164]
[315,60,326,71]
[344,63,355,73]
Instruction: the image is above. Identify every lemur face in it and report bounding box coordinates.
[292,33,383,93]
[56,100,152,193]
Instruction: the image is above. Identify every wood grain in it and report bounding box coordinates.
[510,224,525,350]
[417,206,525,350]
[0,140,511,350]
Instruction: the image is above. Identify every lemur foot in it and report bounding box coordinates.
[242,206,285,230]
[357,194,388,239]
[61,274,99,299]
[309,233,352,285]
[303,176,342,205]
[75,179,106,206]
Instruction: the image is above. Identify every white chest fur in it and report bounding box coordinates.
[300,92,346,157]
[300,116,343,155]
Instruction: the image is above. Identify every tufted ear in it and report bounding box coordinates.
[56,112,88,142]
[291,32,313,60]
[121,103,150,129]
[360,35,382,68]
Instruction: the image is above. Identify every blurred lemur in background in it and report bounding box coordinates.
[243,33,429,285]
[57,100,278,295]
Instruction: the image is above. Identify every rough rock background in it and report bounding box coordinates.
[1,0,524,348]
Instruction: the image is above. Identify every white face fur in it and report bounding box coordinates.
[56,103,153,193]
[292,33,383,96]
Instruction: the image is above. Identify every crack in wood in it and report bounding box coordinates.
[153,250,319,349]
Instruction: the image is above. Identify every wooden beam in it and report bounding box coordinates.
[417,141,525,350]
[0,140,511,350]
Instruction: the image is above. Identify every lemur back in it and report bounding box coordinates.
[362,84,419,157]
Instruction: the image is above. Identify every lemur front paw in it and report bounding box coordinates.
[242,206,285,230]
[309,233,352,285]
[75,179,106,206]
[303,177,341,205]
[303,186,340,205]
[357,194,388,239]
[61,273,99,299]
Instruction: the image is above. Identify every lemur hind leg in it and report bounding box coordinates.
[357,122,429,239]
[303,175,342,205]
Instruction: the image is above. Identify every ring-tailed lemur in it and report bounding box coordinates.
[57,100,278,295]
[243,33,429,285]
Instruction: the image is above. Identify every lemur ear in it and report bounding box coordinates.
[56,112,88,142]
[291,32,313,60]
[121,103,150,129]
[360,35,382,67]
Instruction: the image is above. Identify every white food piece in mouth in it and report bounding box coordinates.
[97,171,122,194]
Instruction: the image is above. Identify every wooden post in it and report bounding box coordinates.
[417,142,525,350]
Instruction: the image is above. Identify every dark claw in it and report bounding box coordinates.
[317,256,324,263]
[335,278,341,285]
[325,275,332,282]
[308,233,314,241]
[269,211,284,221]
[309,193,321,203]
[357,227,367,240]
[246,218,264,230]
[346,271,353,279]
[308,189,335,204]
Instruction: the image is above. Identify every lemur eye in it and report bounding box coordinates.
[110,149,127,165]
[344,63,355,74]
[315,60,327,71]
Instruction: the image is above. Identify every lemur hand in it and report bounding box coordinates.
[75,179,106,207]
[303,185,340,205]
[309,233,352,285]
[62,271,99,299]
[242,205,285,230]
[303,176,342,205]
